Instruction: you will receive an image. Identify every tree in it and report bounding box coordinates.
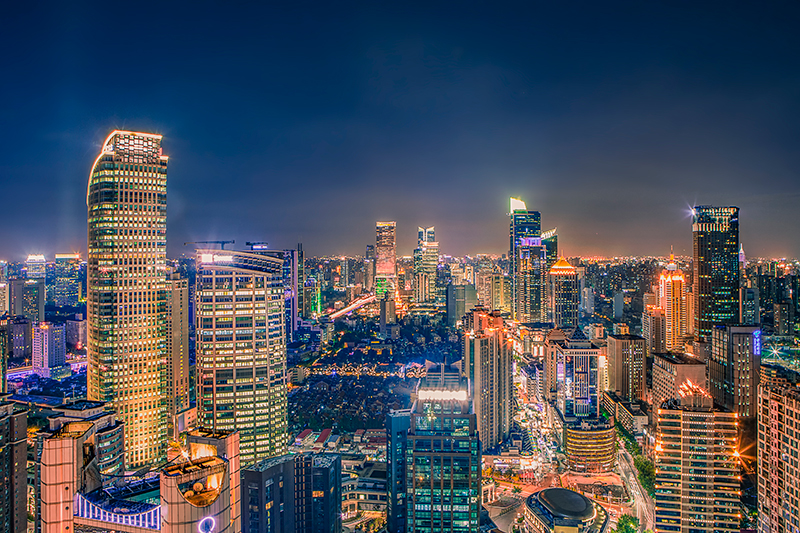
[613,514,640,533]
[512,485,522,494]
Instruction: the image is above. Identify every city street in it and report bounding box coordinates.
[618,448,654,530]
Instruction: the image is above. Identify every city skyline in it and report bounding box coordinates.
[2,3,800,259]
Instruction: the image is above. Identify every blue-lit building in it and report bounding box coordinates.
[386,410,411,533]
[509,198,541,321]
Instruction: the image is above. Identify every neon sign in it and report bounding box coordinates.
[198,516,216,533]
[753,330,761,356]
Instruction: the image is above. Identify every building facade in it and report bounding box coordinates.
[709,325,760,419]
[692,206,740,341]
[375,222,397,296]
[548,258,579,328]
[166,272,190,431]
[54,253,82,306]
[0,400,26,533]
[32,322,67,379]
[195,250,287,465]
[659,255,689,350]
[87,130,169,468]
[606,334,646,402]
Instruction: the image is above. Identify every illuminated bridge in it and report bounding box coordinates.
[328,294,376,319]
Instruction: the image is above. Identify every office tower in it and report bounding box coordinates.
[0,261,6,282]
[606,334,646,402]
[9,278,45,322]
[386,410,411,533]
[87,130,168,468]
[53,253,82,306]
[166,272,190,427]
[739,285,760,325]
[581,287,595,316]
[692,206,740,341]
[196,250,287,465]
[642,306,667,357]
[548,258,579,328]
[364,244,376,292]
[0,326,7,394]
[709,325,760,419]
[26,253,46,279]
[242,454,296,533]
[651,352,706,420]
[301,276,321,319]
[658,254,689,351]
[406,365,481,533]
[295,453,342,533]
[514,237,547,323]
[554,328,600,419]
[0,282,7,314]
[0,400,27,533]
[66,314,87,348]
[445,283,477,327]
[463,308,512,450]
[541,228,558,274]
[32,322,67,379]
[509,198,541,319]
[375,221,397,296]
[5,316,31,359]
[413,226,439,304]
[612,292,624,321]
[491,273,510,313]
[758,364,800,532]
[654,381,739,533]
[264,249,302,341]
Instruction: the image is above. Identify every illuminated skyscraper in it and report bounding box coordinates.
[642,305,667,358]
[26,254,46,280]
[87,130,168,468]
[53,253,82,306]
[514,237,547,322]
[709,325,760,419]
[607,334,646,402]
[9,278,45,323]
[654,382,739,532]
[463,308,512,450]
[658,253,688,351]
[413,226,438,304]
[166,272,190,431]
[509,198,541,320]
[195,250,287,465]
[375,222,397,296]
[692,206,740,341]
[32,322,67,380]
[548,258,579,328]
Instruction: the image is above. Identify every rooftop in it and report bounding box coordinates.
[537,488,594,520]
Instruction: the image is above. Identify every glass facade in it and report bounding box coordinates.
[86,131,168,468]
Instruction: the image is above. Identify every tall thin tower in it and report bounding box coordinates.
[659,252,688,351]
[87,131,168,468]
[375,221,397,297]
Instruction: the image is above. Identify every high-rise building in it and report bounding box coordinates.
[301,276,321,319]
[514,237,547,323]
[53,253,82,306]
[463,308,512,450]
[709,325,760,419]
[195,250,287,465]
[654,381,739,533]
[166,272,190,428]
[0,400,27,533]
[642,306,666,358]
[0,282,8,315]
[445,283,477,327]
[658,254,689,351]
[758,364,800,532]
[26,254,47,280]
[386,410,411,533]
[9,278,45,323]
[364,244,376,292]
[509,198,543,321]
[739,284,760,325]
[375,222,397,297]
[406,365,481,533]
[295,453,342,533]
[32,322,67,379]
[87,130,168,468]
[554,328,600,419]
[0,325,7,394]
[651,352,706,421]
[606,334,646,402]
[413,227,439,304]
[692,206,740,341]
[548,258,579,328]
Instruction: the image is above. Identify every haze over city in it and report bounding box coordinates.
[2,2,800,259]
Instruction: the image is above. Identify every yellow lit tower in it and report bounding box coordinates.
[658,251,688,351]
[87,131,168,468]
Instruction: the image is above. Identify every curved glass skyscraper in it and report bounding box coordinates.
[87,131,168,468]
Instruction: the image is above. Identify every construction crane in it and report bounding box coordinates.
[245,241,269,250]
[183,240,235,250]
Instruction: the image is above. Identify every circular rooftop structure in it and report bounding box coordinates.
[536,488,594,520]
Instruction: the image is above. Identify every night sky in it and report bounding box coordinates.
[2,2,799,260]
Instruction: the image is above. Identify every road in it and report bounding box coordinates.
[618,448,654,530]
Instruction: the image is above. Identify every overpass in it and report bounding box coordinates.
[328,294,376,319]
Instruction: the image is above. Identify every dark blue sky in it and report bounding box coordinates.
[2,2,799,259]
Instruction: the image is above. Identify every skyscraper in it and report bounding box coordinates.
[406,364,481,533]
[87,130,168,468]
[166,272,190,429]
[642,305,667,358]
[386,410,411,533]
[53,253,82,306]
[692,206,740,341]
[9,278,45,323]
[509,198,541,321]
[195,249,287,465]
[709,325,760,419]
[413,226,438,304]
[32,322,67,379]
[654,381,739,532]
[463,308,512,450]
[0,401,27,533]
[606,334,646,402]
[514,237,547,323]
[548,258,579,328]
[26,254,46,280]
[375,221,397,297]
[658,253,689,351]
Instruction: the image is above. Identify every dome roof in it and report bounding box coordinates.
[536,488,595,520]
